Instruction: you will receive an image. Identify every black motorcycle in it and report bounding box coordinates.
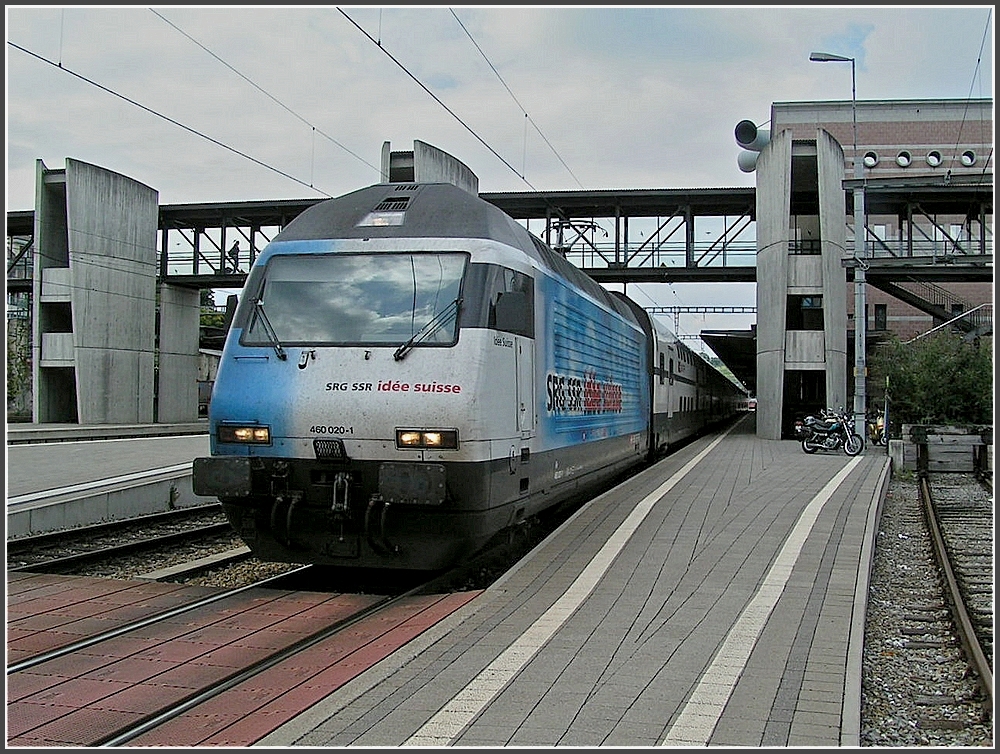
[799,408,864,456]
[792,408,835,440]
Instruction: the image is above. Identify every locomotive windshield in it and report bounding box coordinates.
[242,252,468,346]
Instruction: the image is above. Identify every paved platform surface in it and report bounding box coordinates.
[259,414,891,747]
[7,421,209,498]
[6,421,206,445]
[6,422,213,537]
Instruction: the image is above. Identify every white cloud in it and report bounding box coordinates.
[7,6,992,209]
[8,5,991,348]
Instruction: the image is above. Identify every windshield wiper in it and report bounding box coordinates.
[252,298,287,360]
[393,297,462,362]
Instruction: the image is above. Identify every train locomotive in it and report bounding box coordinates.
[192,181,746,570]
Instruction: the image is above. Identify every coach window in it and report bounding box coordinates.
[659,352,665,385]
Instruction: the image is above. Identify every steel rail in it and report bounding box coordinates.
[5,502,222,553]
[96,572,449,747]
[6,566,312,674]
[7,522,236,573]
[918,472,994,720]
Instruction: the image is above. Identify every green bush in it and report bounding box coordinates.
[868,331,993,426]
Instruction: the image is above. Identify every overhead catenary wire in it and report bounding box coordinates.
[336,8,593,242]
[337,7,538,192]
[11,12,588,284]
[7,41,334,199]
[150,9,380,178]
[449,8,585,189]
[948,7,994,177]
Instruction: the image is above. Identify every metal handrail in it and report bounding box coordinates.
[904,303,993,343]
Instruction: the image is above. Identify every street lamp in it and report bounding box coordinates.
[809,52,857,161]
[810,50,867,439]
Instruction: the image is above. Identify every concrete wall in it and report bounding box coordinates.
[157,283,201,422]
[413,140,479,195]
[788,255,823,289]
[771,99,993,349]
[754,129,853,438]
[784,331,826,364]
[754,130,793,439]
[817,129,848,411]
[381,139,479,196]
[32,159,71,422]
[32,158,158,424]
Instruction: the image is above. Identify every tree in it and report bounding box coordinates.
[705,355,744,391]
[868,331,993,426]
[200,289,227,330]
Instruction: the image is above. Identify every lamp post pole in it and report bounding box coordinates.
[810,51,867,439]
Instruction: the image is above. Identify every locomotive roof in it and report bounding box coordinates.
[273,182,640,325]
[274,183,535,251]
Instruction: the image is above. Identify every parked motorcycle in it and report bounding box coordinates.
[793,415,815,440]
[793,407,834,440]
[867,411,887,446]
[800,408,864,456]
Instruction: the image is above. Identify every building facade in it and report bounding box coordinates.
[742,99,993,439]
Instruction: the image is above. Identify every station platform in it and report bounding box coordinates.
[259,413,891,747]
[6,420,207,445]
[6,422,212,537]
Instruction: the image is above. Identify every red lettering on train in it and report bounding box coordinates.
[547,369,623,414]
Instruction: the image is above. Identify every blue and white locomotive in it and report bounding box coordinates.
[193,181,745,570]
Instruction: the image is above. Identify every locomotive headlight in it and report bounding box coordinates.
[397,431,423,447]
[423,431,446,448]
[218,425,271,444]
[395,429,459,450]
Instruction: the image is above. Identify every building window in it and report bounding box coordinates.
[788,216,821,255]
[874,304,887,331]
[950,303,965,332]
[789,238,821,255]
[786,295,824,330]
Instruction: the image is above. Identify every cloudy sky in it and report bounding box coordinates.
[5,4,994,349]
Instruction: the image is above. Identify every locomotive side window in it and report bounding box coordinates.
[239,252,468,346]
[459,263,534,338]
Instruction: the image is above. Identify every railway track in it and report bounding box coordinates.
[862,468,993,746]
[6,504,239,574]
[6,491,579,747]
[8,434,991,746]
[7,567,311,674]
[7,502,223,550]
[7,566,479,747]
[97,574,458,747]
[919,471,994,719]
